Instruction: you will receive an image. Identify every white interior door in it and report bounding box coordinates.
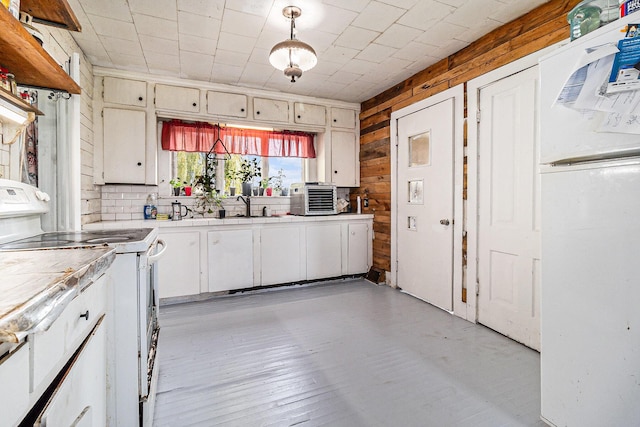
[477,66,541,350]
[396,99,454,311]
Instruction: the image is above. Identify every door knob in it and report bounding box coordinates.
[440,219,450,226]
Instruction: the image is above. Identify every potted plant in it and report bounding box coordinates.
[259,177,271,196]
[271,169,285,196]
[169,178,182,196]
[224,162,238,196]
[238,158,261,196]
[192,191,226,218]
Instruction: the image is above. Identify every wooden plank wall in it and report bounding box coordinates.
[354,0,582,280]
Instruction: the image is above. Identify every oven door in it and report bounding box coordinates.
[137,239,166,400]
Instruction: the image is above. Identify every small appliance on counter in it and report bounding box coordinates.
[290,182,337,216]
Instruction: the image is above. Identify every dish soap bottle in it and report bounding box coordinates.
[144,193,157,219]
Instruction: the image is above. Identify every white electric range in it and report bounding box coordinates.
[0,178,165,427]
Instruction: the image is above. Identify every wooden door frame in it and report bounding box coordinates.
[466,44,561,323]
[389,85,466,318]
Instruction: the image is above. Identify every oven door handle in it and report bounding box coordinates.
[147,239,167,265]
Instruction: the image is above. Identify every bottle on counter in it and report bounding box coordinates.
[144,193,157,219]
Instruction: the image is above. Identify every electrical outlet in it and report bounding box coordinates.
[363,198,369,207]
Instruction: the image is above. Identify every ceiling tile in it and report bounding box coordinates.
[178,11,221,39]
[430,39,470,58]
[444,0,503,27]
[214,49,251,67]
[225,0,272,17]
[129,0,177,20]
[334,58,371,75]
[77,0,132,22]
[217,32,256,54]
[398,1,454,31]
[416,21,470,47]
[302,30,338,54]
[456,18,502,43]
[327,70,362,85]
[355,43,398,63]
[312,5,358,35]
[99,35,143,56]
[139,35,179,55]
[377,0,419,8]
[322,45,360,65]
[145,52,181,73]
[220,9,266,38]
[307,60,343,76]
[179,34,218,53]
[89,14,138,40]
[334,26,380,50]
[321,0,370,13]
[133,14,179,39]
[177,0,224,18]
[392,41,435,61]
[374,24,421,48]
[240,63,277,86]
[211,63,244,84]
[351,1,407,32]
[180,51,214,80]
[108,52,148,69]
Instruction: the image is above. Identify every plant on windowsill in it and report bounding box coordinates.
[169,178,182,196]
[271,168,285,196]
[260,177,271,196]
[238,158,261,196]
[194,156,217,195]
[192,191,226,218]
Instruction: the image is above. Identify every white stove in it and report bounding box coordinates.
[0,178,165,427]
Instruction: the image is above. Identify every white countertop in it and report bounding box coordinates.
[0,247,115,343]
[83,213,374,230]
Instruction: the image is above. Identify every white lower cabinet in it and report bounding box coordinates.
[35,317,107,427]
[0,342,29,427]
[208,229,255,292]
[158,231,201,298]
[346,223,371,274]
[306,224,342,280]
[260,226,303,285]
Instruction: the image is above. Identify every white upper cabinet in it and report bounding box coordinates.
[103,77,147,107]
[155,84,200,113]
[253,97,289,123]
[294,102,326,126]
[207,91,248,118]
[331,107,356,129]
[331,131,359,187]
[103,108,146,184]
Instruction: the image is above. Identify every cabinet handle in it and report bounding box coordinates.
[138,96,143,101]
[256,111,260,115]
[334,170,338,174]
[80,310,89,320]
[297,115,301,119]
[137,162,142,166]
[241,108,245,112]
[192,102,197,107]
[333,119,337,122]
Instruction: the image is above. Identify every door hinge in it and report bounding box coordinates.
[476,110,481,123]
[475,281,480,296]
[101,109,103,118]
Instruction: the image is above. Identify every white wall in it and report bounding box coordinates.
[0,24,100,225]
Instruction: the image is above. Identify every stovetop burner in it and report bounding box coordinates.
[0,229,155,251]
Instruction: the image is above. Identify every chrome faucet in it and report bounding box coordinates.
[236,195,251,217]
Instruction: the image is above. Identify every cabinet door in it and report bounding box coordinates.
[294,102,326,126]
[155,84,200,113]
[331,107,356,129]
[261,226,302,285]
[207,91,248,118]
[253,97,289,122]
[103,77,147,107]
[208,229,254,291]
[158,231,201,298]
[306,224,342,280]
[0,342,29,426]
[347,223,370,274]
[36,318,107,427]
[331,131,359,187]
[103,108,146,184]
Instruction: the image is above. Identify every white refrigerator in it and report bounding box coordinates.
[539,13,640,427]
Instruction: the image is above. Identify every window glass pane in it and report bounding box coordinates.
[175,152,207,187]
[409,131,430,167]
[269,157,302,192]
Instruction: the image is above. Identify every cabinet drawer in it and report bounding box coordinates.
[155,84,200,113]
[30,274,108,396]
[35,318,106,427]
[103,77,147,107]
[294,102,326,126]
[207,91,248,118]
[331,107,356,129]
[0,342,29,426]
[253,98,289,122]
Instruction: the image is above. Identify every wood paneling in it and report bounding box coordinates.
[354,0,581,277]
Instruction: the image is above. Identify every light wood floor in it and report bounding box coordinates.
[153,279,545,426]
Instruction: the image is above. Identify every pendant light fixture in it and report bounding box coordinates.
[269,6,317,82]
